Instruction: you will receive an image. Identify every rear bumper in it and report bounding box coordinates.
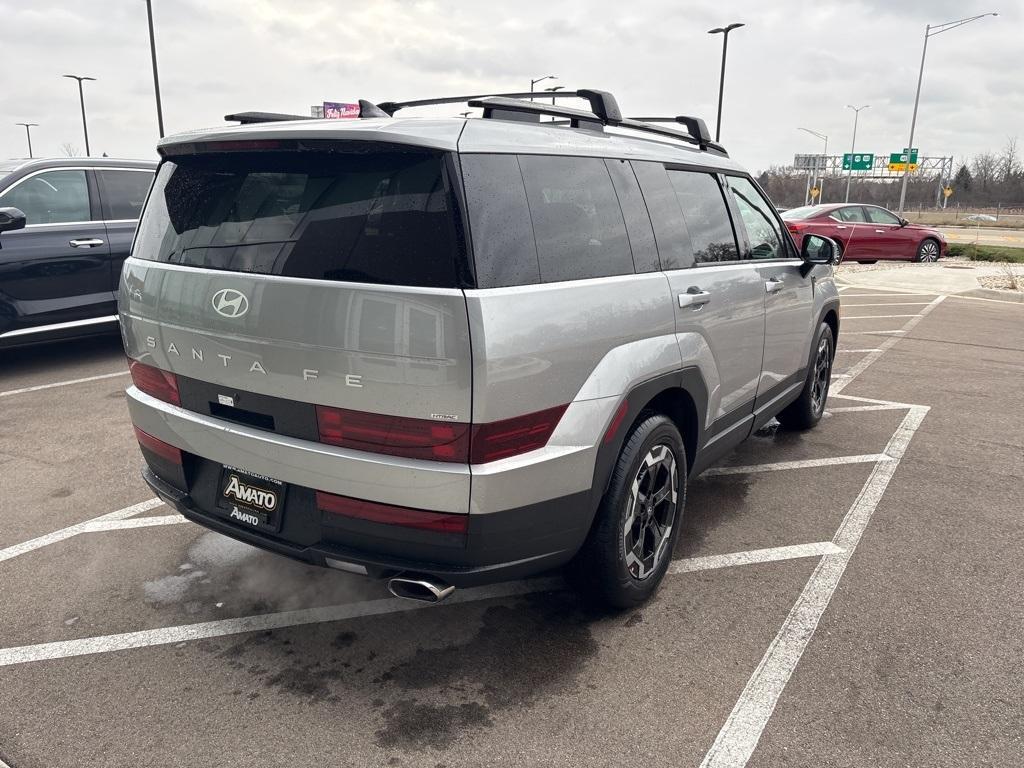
[143,465,591,588]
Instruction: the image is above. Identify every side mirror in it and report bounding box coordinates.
[800,233,839,275]
[0,207,27,249]
[898,217,909,227]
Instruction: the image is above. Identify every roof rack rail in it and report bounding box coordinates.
[224,111,313,124]
[468,95,727,156]
[377,90,583,116]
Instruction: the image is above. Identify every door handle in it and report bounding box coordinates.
[69,238,105,248]
[835,225,847,229]
[874,229,885,233]
[678,288,711,308]
[765,277,785,294]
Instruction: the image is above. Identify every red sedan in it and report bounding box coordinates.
[781,204,948,263]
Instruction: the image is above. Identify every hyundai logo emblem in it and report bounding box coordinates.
[211,288,249,319]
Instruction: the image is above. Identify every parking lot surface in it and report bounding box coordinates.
[1,287,1022,767]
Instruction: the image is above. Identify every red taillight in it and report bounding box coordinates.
[134,426,183,465]
[129,360,180,406]
[315,491,468,534]
[470,404,568,464]
[316,406,471,462]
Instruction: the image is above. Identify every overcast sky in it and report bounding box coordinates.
[2,0,1021,173]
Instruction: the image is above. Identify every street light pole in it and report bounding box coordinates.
[896,12,998,215]
[708,22,744,143]
[844,104,869,203]
[15,123,38,158]
[63,74,96,156]
[145,0,165,138]
[529,74,557,101]
[798,127,828,205]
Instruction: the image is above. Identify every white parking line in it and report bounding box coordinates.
[0,498,163,564]
[840,302,931,307]
[0,370,129,399]
[835,348,882,353]
[842,314,923,320]
[841,330,906,335]
[0,540,853,669]
[703,454,891,476]
[84,515,188,533]
[827,405,906,414]
[832,296,945,395]
[839,292,937,297]
[668,542,843,574]
[700,404,929,768]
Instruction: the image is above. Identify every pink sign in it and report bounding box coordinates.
[322,102,360,119]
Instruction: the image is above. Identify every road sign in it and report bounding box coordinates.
[842,153,874,171]
[809,186,821,199]
[887,162,919,172]
[889,149,919,165]
[794,154,826,171]
[943,186,954,198]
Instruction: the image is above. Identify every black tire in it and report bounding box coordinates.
[776,322,834,431]
[568,413,686,609]
[916,237,940,262]
[834,240,845,264]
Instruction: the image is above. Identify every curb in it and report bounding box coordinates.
[960,288,1024,303]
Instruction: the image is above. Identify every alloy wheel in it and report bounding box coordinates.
[623,444,678,580]
[919,240,939,262]
[811,334,832,415]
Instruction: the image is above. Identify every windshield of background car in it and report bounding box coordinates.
[779,206,821,221]
[132,148,465,288]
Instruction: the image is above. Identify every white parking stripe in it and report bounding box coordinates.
[703,454,891,476]
[832,296,945,394]
[839,292,937,297]
[83,515,188,533]
[841,302,931,307]
[842,330,906,335]
[827,405,906,413]
[700,404,929,768]
[0,498,163,564]
[835,348,882,353]
[0,370,129,398]
[842,314,923,320]
[668,542,843,574]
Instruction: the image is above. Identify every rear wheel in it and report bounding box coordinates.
[777,322,834,430]
[916,238,940,262]
[568,413,685,609]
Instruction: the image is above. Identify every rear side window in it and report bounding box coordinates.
[0,169,90,225]
[518,155,632,283]
[133,149,464,288]
[96,169,154,220]
[667,171,739,263]
[605,159,659,273]
[460,154,541,288]
[631,161,694,270]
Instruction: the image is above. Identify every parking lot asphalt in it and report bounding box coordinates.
[1,289,1022,768]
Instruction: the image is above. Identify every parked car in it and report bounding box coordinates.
[118,89,840,609]
[781,203,947,263]
[0,157,156,348]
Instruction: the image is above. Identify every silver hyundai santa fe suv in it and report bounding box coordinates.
[120,89,840,608]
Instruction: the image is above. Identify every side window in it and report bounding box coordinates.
[631,161,694,270]
[96,169,154,220]
[724,176,786,260]
[0,169,90,225]
[838,206,867,223]
[865,207,900,225]
[604,159,659,273]
[667,171,739,264]
[460,154,541,288]
[518,155,632,283]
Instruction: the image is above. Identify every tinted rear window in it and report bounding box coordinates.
[667,171,738,263]
[133,149,464,288]
[631,161,694,270]
[96,169,154,220]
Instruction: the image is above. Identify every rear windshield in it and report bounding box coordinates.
[779,205,821,221]
[133,148,465,288]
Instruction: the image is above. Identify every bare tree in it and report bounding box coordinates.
[997,137,1020,182]
[971,152,998,189]
[60,142,81,157]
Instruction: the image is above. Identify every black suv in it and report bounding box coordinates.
[0,157,156,348]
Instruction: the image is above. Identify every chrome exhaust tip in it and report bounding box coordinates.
[387,576,456,604]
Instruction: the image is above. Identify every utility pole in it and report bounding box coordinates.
[145,0,165,137]
[844,105,869,203]
[708,22,744,142]
[63,74,96,156]
[897,12,998,215]
[529,74,557,101]
[16,123,38,158]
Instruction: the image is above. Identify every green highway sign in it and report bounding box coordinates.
[842,153,874,171]
[889,148,919,164]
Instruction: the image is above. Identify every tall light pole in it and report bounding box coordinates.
[145,0,165,137]
[798,127,828,205]
[708,22,744,143]
[530,74,557,100]
[63,74,96,156]
[844,104,869,203]
[16,123,38,158]
[896,12,998,215]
